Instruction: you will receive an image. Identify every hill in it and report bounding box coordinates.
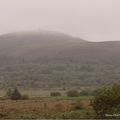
[0,31,120,89]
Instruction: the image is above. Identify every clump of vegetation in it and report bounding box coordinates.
[91,84,120,118]
[10,88,22,100]
[6,87,29,100]
[6,88,13,98]
[66,90,79,97]
[50,92,61,97]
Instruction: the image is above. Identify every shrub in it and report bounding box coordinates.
[91,84,120,118]
[10,88,22,100]
[6,88,12,98]
[66,90,79,97]
[6,87,29,100]
[50,92,61,97]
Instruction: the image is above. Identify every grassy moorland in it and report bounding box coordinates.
[0,85,120,119]
[0,88,95,119]
[0,31,120,89]
[0,85,119,119]
[0,98,93,119]
[0,32,120,119]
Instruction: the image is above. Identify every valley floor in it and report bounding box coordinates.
[0,97,93,119]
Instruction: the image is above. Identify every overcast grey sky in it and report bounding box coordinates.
[0,0,120,41]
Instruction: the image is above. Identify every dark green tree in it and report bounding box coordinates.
[6,88,12,98]
[10,88,22,100]
[92,84,120,118]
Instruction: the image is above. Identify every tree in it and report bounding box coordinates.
[10,88,22,100]
[6,88,12,98]
[91,84,120,118]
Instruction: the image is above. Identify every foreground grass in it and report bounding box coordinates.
[0,98,95,119]
[0,89,95,119]
[32,96,93,101]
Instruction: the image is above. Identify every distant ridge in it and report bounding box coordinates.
[0,30,86,42]
[0,30,120,65]
[0,30,120,88]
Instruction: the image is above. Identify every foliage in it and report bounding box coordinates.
[6,87,29,100]
[6,88,12,98]
[10,88,22,100]
[1,63,120,89]
[92,88,102,96]
[92,84,120,118]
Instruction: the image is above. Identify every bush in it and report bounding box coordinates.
[6,87,29,100]
[10,88,22,100]
[6,88,12,98]
[91,84,120,118]
[66,90,79,97]
[50,92,61,97]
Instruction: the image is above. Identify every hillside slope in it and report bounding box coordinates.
[0,31,120,88]
[0,31,120,64]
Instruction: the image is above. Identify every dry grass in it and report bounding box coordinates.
[0,99,91,118]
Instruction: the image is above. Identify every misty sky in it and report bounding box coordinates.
[0,0,120,41]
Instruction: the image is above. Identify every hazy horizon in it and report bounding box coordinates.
[0,0,120,41]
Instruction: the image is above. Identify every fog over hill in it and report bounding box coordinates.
[0,30,86,63]
[0,30,120,88]
[0,30,120,65]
